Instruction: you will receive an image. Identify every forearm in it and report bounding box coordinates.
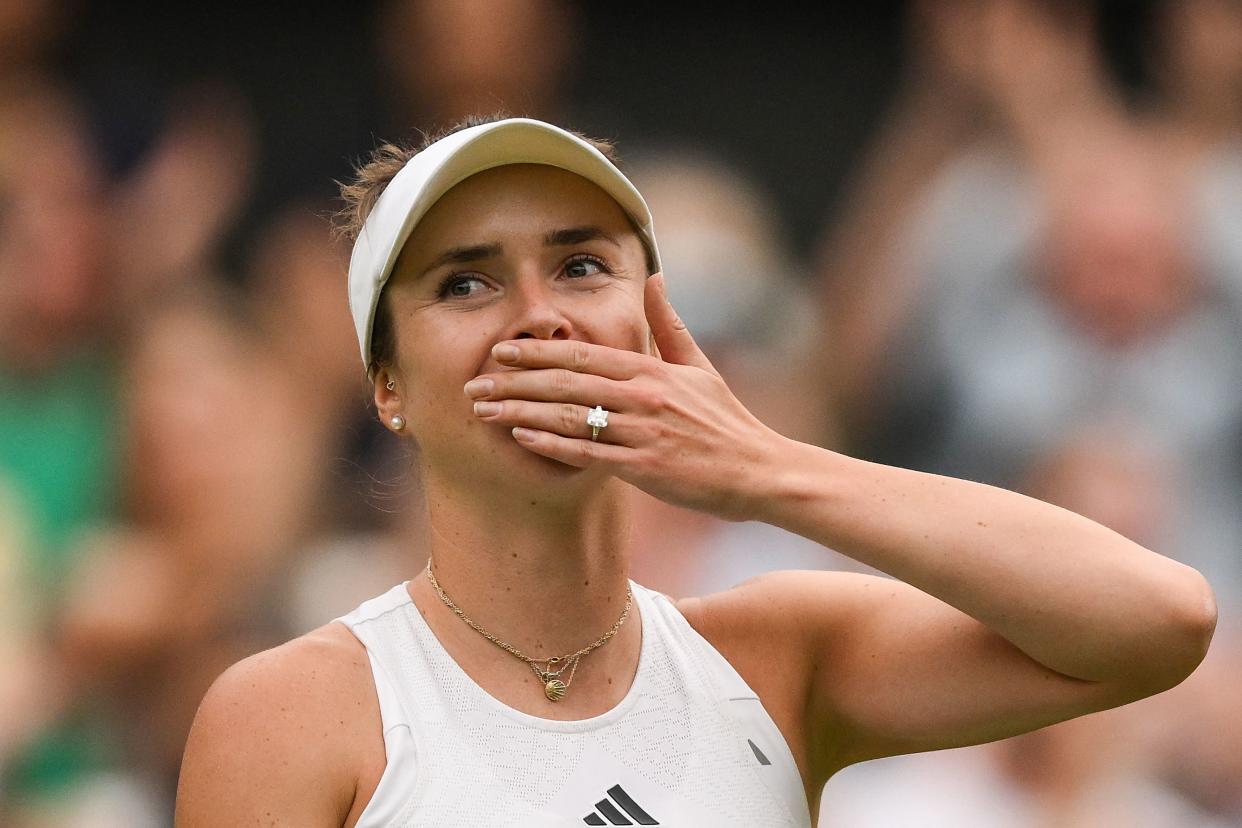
[754,439,1217,687]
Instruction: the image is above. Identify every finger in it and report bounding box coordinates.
[510,426,632,469]
[643,273,719,375]
[464,368,627,410]
[491,339,648,380]
[473,399,631,444]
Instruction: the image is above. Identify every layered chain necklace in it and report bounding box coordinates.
[424,560,633,702]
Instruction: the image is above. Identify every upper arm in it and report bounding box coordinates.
[174,627,375,827]
[722,570,1149,782]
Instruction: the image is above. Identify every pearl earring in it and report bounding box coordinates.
[390,415,406,431]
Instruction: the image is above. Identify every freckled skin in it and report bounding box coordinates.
[379,164,652,503]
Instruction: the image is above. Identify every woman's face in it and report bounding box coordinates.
[378,163,652,489]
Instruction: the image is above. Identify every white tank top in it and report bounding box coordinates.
[333,579,813,827]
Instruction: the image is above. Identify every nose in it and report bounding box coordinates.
[507,275,574,341]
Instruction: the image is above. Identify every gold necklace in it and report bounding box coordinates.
[424,560,633,702]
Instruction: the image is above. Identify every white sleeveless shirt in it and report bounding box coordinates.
[333,579,813,827]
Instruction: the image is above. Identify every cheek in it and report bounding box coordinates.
[578,290,649,354]
[395,324,497,420]
[630,316,653,354]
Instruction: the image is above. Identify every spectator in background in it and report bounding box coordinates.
[247,202,421,626]
[2,106,412,826]
[0,72,256,603]
[813,0,994,455]
[816,2,1242,825]
[248,204,396,528]
[5,286,324,825]
[0,23,129,820]
[1146,0,1242,168]
[816,0,1242,609]
[0,78,118,600]
[621,151,857,597]
[1,15,262,817]
[107,85,256,312]
[376,0,577,133]
[1143,0,1242,352]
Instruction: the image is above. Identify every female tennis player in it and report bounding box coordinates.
[175,117,1216,827]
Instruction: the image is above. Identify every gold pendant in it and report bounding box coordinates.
[544,679,567,701]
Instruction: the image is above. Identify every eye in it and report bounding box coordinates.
[437,274,488,299]
[564,256,608,279]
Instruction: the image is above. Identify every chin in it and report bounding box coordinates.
[437,422,606,485]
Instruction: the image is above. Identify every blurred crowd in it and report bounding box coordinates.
[1,0,1240,825]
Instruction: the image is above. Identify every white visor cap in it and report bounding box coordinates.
[347,117,663,369]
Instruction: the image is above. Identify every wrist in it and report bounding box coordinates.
[742,434,853,528]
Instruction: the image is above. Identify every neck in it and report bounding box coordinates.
[413,468,635,659]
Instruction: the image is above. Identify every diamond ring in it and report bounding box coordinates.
[586,405,609,441]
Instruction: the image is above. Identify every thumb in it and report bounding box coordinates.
[644,273,718,375]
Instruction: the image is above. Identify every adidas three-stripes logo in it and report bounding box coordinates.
[581,785,659,825]
[580,739,773,823]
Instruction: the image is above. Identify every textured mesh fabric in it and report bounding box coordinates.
[333,579,812,827]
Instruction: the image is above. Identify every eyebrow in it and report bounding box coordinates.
[419,243,504,279]
[417,226,620,282]
[543,226,620,248]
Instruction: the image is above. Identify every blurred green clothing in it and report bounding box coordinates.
[0,351,120,596]
[0,712,115,802]
[0,351,122,804]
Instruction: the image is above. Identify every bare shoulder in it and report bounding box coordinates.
[673,570,898,719]
[175,622,379,827]
[677,568,950,696]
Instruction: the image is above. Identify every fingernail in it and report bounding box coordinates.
[512,427,536,442]
[473,401,501,417]
[464,378,493,398]
[493,343,519,362]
